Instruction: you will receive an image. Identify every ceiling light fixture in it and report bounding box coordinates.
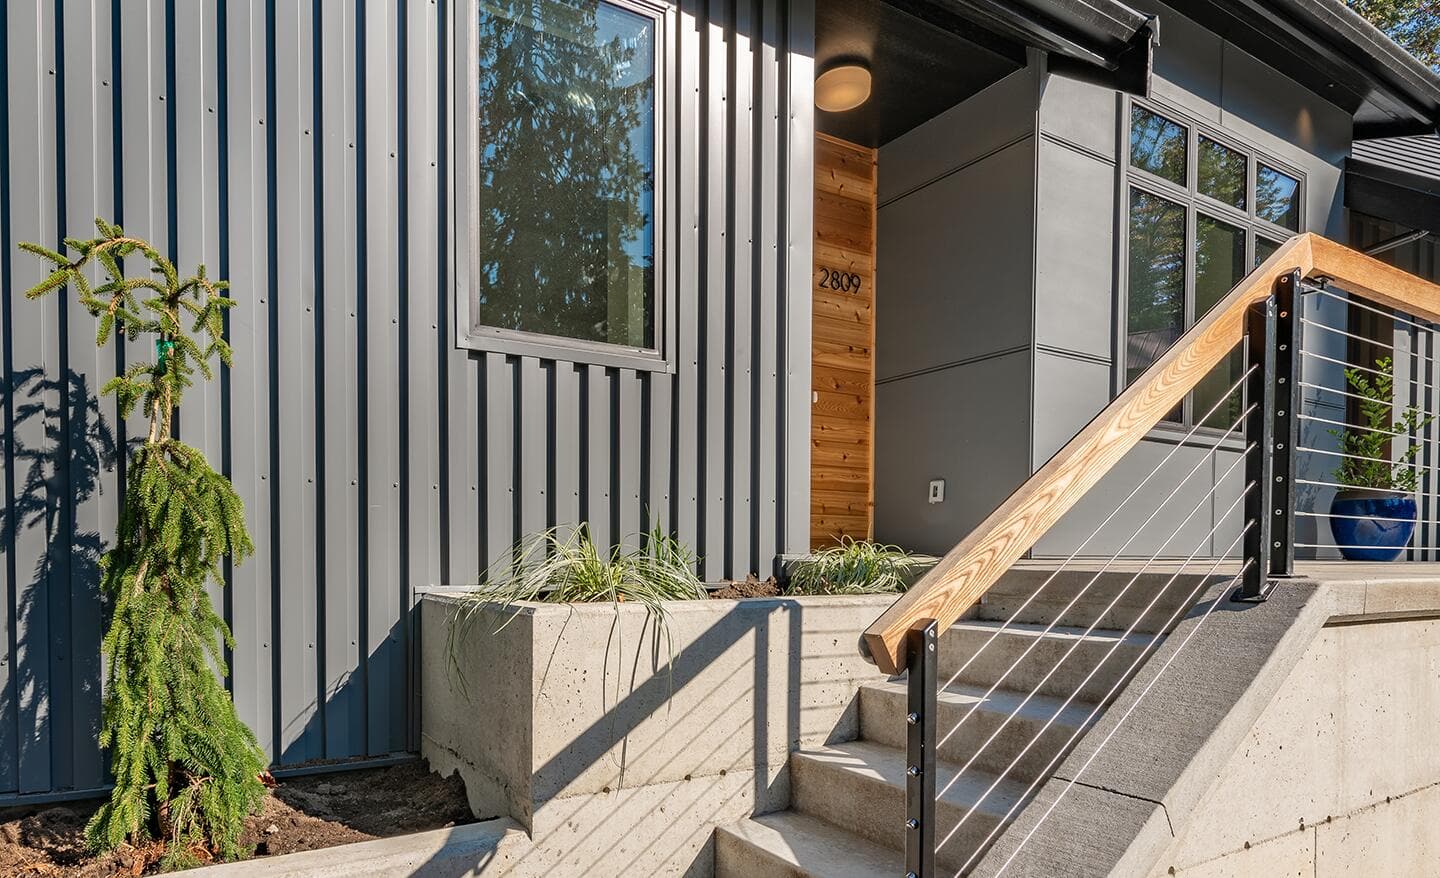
[815,64,871,113]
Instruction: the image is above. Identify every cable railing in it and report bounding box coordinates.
[1294,275,1440,562]
[868,233,1440,877]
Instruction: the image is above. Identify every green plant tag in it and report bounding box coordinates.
[155,338,175,370]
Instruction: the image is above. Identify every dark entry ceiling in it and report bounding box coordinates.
[816,0,1027,148]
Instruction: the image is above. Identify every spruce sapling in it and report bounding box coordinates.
[21,219,266,869]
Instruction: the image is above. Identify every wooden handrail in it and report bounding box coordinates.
[863,233,1440,674]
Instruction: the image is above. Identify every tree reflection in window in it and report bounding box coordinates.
[475,0,656,348]
[1129,106,1186,186]
[1198,136,1246,210]
[1256,164,1300,231]
[1126,189,1187,387]
[1192,215,1246,428]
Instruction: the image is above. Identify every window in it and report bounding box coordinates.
[1256,164,1301,230]
[1122,101,1304,429]
[462,0,669,367]
[1129,106,1187,185]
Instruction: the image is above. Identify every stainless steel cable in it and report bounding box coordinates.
[1300,349,1436,392]
[935,477,1254,857]
[1296,477,1414,495]
[1298,445,1425,471]
[1297,510,1440,526]
[1298,380,1397,408]
[931,440,1254,812]
[1309,287,1438,335]
[933,404,1254,756]
[1297,317,1440,373]
[1298,413,1440,448]
[1297,542,1417,551]
[960,522,1256,877]
[989,557,1254,877]
[932,370,1255,700]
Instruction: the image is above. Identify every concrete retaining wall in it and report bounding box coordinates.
[972,570,1440,878]
[417,590,894,876]
[1150,613,1440,877]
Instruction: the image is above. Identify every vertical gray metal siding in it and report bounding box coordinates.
[0,0,813,798]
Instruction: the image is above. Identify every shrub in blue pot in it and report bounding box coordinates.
[1327,357,1433,562]
[1329,490,1416,562]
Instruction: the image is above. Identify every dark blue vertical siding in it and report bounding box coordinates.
[0,0,813,800]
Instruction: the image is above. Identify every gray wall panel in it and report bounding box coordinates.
[1033,136,1117,360]
[874,352,1032,556]
[0,0,810,799]
[875,139,1037,381]
[876,64,1038,205]
[1031,439,1222,559]
[873,62,1038,555]
[1030,351,1112,470]
[1035,71,1116,159]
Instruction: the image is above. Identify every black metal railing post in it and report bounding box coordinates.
[1239,270,1301,600]
[905,620,938,878]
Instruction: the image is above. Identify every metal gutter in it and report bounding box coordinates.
[1283,0,1440,127]
[1167,0,1440,138]
[912,0,1158,94]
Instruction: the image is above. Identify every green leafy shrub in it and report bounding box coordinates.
[788,537,928,595]
[1330,356,1434,492]
[21,220,266,869]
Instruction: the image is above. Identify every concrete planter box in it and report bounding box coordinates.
[418,590,894,875]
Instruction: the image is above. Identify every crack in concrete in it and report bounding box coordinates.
[1054,775,1175,835]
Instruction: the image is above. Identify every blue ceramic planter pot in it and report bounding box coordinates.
[1328,489,1417,562]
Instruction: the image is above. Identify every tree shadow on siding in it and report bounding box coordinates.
[0,367,116,794]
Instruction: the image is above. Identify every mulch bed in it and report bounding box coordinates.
[0,760,473,876]
[709,574,782,599]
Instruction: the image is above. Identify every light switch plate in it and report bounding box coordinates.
[928,479,945,504]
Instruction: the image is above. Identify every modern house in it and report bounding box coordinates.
[5,0,1440,875]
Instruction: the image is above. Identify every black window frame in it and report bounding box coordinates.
[457,0,676,372]
[1118,97,1306,429]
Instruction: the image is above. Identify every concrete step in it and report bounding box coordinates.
[790,740,1030,874]
[939,620,1159,706]
[715,811,901,878]
[857,679,1097,783]
[976,566,1219,635]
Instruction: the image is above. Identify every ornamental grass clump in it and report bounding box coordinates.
[448,523,706,692]
[468,522,706,624]
[22,219,265,869]
[788,537,927,595]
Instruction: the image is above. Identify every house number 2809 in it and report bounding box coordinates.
[818,267,863,293]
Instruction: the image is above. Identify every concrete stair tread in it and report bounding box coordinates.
[716,811,901,877]
[863,678,1098,729]
[947,618,1158,647]
[794,740,1029,816]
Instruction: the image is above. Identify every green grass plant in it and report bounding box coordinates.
[788,537,927,595]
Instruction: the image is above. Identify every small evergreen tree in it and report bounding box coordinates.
[21,219,266,869]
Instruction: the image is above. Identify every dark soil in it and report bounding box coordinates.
[710,574,782,599]
[0,760,473,876]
